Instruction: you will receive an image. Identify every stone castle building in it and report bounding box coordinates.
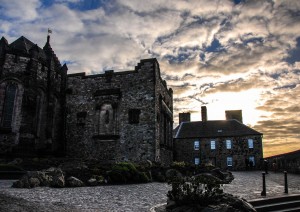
[174,106,263,170]
[0,35,173,165]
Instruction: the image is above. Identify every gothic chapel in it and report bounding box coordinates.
[0,35,173,165]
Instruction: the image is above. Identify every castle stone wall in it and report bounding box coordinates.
[66,59,173,165]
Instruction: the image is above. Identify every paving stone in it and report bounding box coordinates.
[0,171,299,211]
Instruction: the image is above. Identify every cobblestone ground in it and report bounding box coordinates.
[0,171,299,212]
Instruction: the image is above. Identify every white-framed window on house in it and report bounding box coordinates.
[194,140,200,150]
[249,156,255,166]
[227,156,233,167]
[226,139,232,149]
[195,157,200,165]
[210,140,216,150]
[248,139,254,149]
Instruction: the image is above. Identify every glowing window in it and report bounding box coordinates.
[194,141,200,150]
[195,157,200,165]
[227,156,233,167]
[211,140,216,150]
[248,139,254,148]
[226,140,232,149]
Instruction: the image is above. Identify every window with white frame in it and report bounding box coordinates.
[226,140,232,149]
[248,139,254,148]
[227,156,233,166]
[194,140,200,150]
[249,156,255,166]
[195,157,200,165]
[210,140,216,150]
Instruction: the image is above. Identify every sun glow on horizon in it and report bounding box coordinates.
[190,89,267,126]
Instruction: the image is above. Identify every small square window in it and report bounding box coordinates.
[128,109,141,124]
[226,140,232,149]
[195,157,200,165]
[248,139,254,148]
[211,140,216,150]
[194,141,200,150]
[227,156,233,167]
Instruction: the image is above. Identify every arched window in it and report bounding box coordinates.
[2,83,17,129]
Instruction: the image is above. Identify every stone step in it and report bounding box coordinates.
[249,195,300,212]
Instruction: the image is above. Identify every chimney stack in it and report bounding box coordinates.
[225,110,243,123]
[201,106,207,122]
[179,113,191,124]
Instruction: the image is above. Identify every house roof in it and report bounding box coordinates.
[174,120,262,139]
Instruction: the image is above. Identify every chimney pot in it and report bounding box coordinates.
[201,106,207,122]
[179,113,191,124]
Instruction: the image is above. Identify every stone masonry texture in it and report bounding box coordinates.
[0,36,173,165]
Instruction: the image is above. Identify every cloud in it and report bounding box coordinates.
[0,0,300,157]
[0,0,41,21]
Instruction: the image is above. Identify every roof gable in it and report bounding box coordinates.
[175,120,262,139]
[9,36,35,53]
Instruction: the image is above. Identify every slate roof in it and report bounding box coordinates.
[174,120,262,139]
[8,36,47,60]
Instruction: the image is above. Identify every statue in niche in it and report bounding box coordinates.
[105,110,110,124]
[99,103,114,134]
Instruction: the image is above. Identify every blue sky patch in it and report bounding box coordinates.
[206,38,224,53]
[286,37,300,64]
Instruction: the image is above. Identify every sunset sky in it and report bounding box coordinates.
[0,0,299,157]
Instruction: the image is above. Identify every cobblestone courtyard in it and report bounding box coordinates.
[0,171,299,212]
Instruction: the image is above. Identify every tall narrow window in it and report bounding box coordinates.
[226,139,232,149]
[195,157,200,165]
[210,140,216,150]
[248,139,254,148]
[35,91,44,136]
[194,140,200,150]
[249,156,255,166]
[2,84,17,129]
[227,156,233,167]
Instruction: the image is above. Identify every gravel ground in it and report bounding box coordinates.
[0,171,299,212]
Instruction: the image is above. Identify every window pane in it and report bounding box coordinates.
[249,156,255,166]
[211,140,216,150]
[195,157,200,165]
[194,141,200,150]
[2,84,17,128]
[248,139,254,148]
[226,140,232,149]
[227,157,233,166]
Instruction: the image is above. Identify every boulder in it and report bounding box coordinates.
[66,176,84,187]
[87,178,98,186]
[210,168,234,184]
[50,175,65,188]
[44,167,65,188]
[12,175,30,188]
[27,171,51,186]
[29,177,40,188]
[12,168,66,188]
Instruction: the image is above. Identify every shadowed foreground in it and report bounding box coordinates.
[0,171,299,212]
